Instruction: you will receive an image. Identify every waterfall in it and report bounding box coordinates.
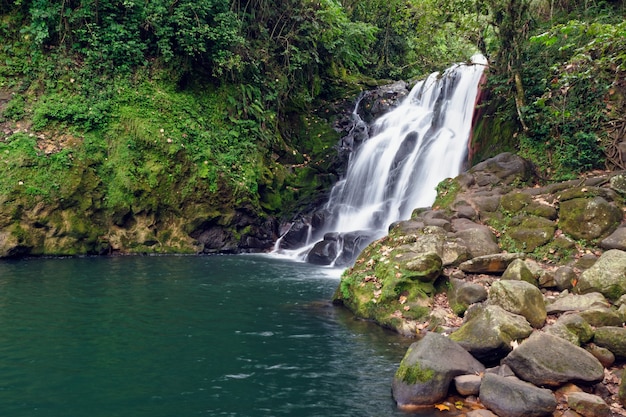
[274,54,488,266]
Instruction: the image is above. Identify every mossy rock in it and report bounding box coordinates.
[507,215,557,252]
[559,197,622,241]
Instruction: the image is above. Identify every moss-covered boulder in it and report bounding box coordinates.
[508,215,557,252]
[392,332,484,406]
[559,197,622,241]
[502,259,537,286]
[488,280,546,328]
[576,249,626,301]
[593,327,626,359]
[449,304,533,363]
[544,313,594,346]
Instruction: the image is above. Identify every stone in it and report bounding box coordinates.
[585,344,615,368]
[467,410,499,417]
[577,249,626,301]
[559,197,622,241]
[610,173,626,194]
[554,266,577,291]
[508,215,557,252]
[502,332,605,387]
[593,326,626,358]
[392,332,485,406]
[567,392,611,417]
[454,374,482,396]
[488,280,546,328]
[469,153,533,186]
[502,258,537,286]
[447,278,488,316]
[451,219,501,258]
[459,253,524,274]
[545,313,594,346]
[600,227,626,251]
[579,307,623,327]
[441,240,471,266]
[546,292,610,314]
[479,373,556,417]
[306,238,338,265]
[404,252,443,283]
[449,304,533,363]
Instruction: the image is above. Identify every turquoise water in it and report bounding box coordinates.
[0,255,425,417]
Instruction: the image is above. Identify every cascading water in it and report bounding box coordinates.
[274,54,487,266]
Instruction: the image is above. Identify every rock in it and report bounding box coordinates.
[451,219,501,258]
[277,220,311,250]
[469,153,533,187]
[479,373,557,417]
[502,258,537,286]
[600,227,626,251]
[559,197,622,241]
[467,410,499,417]
[554,266,577,291]
[544,313,594,346]
[306,238,338,265]
[459,253,524,274]
[333,231,373,267]
[567,392,611,417]
[449,304,533,363]
[576,249,626,301]
[508,215,557,252]
[488,280,547,328]
[619,372,626,407]
[593,326,626,358]
[546,292,610,314]
[579,307,623,327]
[391,332,485,406]
[441,240,471,266]
[585,343,615,368]
[447,278,488,316]
[610,173,626,194]
[454,374,482,396]
[404,252,443,282]
[502,332,605,387]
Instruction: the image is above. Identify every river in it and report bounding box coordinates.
[0,254,441,417]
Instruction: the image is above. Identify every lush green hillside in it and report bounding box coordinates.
[0,0,624,257]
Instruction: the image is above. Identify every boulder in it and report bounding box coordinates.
[508,216,557,252]
[546,292,610,314]
[451,219,501,258]
[454,374,482,396]
[544,313,594,346]
[593,326,626,359]
[600,226,626,251]
[306,238,338,265]
[567,392,611,417]
[449,304,533,363]
[502,332,605,387]
[576,249,626,301]
[502,258,537,286]
[479,373,556,417]
[392,332,485,406]
[579,307,623,327]
[469,153,533,187]
[553,266,577,291]
[404,252,443,283]
[447,278,488,316]
[488,280,547,328]
[585,343,615,368]
[459,253,524,274]
[609,173,626,194]
[559,197,622,241]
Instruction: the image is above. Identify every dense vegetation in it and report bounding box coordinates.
[0,0,624,255]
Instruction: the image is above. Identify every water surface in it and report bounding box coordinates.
[0,255,431,417]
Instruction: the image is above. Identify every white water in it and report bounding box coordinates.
[274,55,487,265]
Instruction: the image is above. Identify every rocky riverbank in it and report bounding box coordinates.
[333,153,626,416]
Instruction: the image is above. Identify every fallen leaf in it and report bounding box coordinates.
[434,403,450,411]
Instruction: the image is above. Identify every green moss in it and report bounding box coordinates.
[433,178,461,209]
[395,362,435,384]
